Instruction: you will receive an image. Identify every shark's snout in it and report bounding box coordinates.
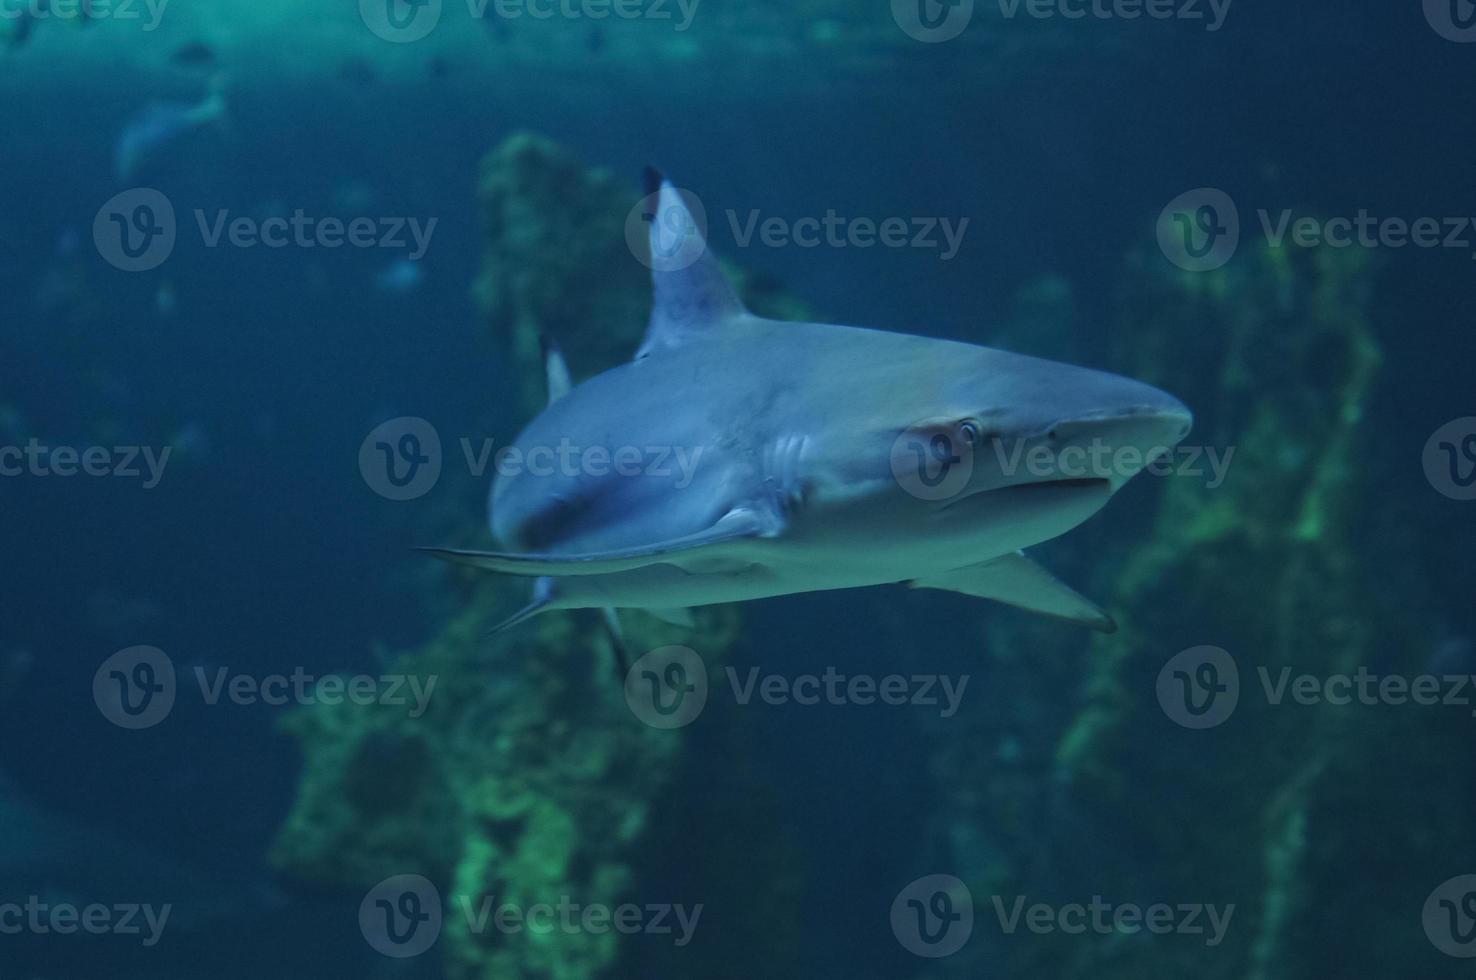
[1044,382,1193,490]
[957,359,1193,497]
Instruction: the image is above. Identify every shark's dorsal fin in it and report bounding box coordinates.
[540,333,572,404]
[636,169,747,360]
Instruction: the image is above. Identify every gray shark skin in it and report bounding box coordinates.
[426,176,1192,633]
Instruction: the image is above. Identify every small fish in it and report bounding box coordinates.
[155,278,177,317]
[115,80,229,182]
[7,9,35,49]
[375,257,426,295]
[0,649,33,704]
[170,41,217,71]
[337,57,380,87]
[484,16,512,43]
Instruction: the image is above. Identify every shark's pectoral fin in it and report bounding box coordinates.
[421,508,772,578]
[600,607,630,680]
[911,551,1117,633]
[540,332,573,404]
[644,606,696,628]
[486,576,559,635]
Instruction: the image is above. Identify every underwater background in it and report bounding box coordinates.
[2,1,1476,977]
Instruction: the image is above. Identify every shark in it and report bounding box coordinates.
[425,173,1192,635]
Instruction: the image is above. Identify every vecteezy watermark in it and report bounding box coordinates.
[1157,646,1239,729]
[93,646,437,729]
[623,647,970,729]
[891,0,974,42]
[625,646,709,729]
[0,0,170,31]
[1424,418,1476,501]
[990,895,1234,947]
[93,188,436,273]
[359,418,443,502]
[360,0,443,43]
[892,875,974,957]
[1425,0,1476,43]
[994,0,1231,30]
[623,190,969,264]
[0,897,171,948]
[359,875,702,958]
[1158,645,1476,729]
[1425,875,1476,957]
[624,185,709,273]
[469,0,700,29]
[725,210,971,262]
[1159,188,1476,272]
[1157,188,1241,272]
[0,440,171,488]
[359,0,699,43]
[358,417,707,502]
[891,0,1229,42]
[94,188,176,273]
[889,422,1226,504]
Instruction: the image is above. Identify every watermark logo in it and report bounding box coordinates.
[1157,188,1240,272]
[625,651,969,727]
[1163,192,1476,269]
[626,186,709,272]
[360,876,701,955]
[362,0,699,38]
[991,895,1233,946]
[360,417,443,501]
[728,667,969,718]
[0,897,172,947]
[1157,645,1239,729]
[93,646,176,730]
[0,0,170,31]
[726,209,969,261]
[1161,647,1476,726]
[94,648,437,727]
[995,0,1231,30]
[94,188,176,272]
[1424,418,1476,501]
[1426,0,1476,42]
[625,645,708,729]
[358,421,707,501]
[1426,875,1476,957]
[361,0,443,41]
[892,0,974,42]
[892,874,973,957]
[891,420,977,501]
[361,874,442,958]
[95,190,436,273]
[892,423,1229,502]
[0,440,172,487]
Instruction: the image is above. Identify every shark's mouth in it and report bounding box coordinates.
[940,476,1111,512]
[1010,477,1111,492]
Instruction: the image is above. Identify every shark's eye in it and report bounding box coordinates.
[956,420,982,446]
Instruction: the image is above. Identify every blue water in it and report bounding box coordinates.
[2,2,1475,977]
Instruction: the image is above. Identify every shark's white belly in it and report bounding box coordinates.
[545,478,1115,613]
[546,552,924,611]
